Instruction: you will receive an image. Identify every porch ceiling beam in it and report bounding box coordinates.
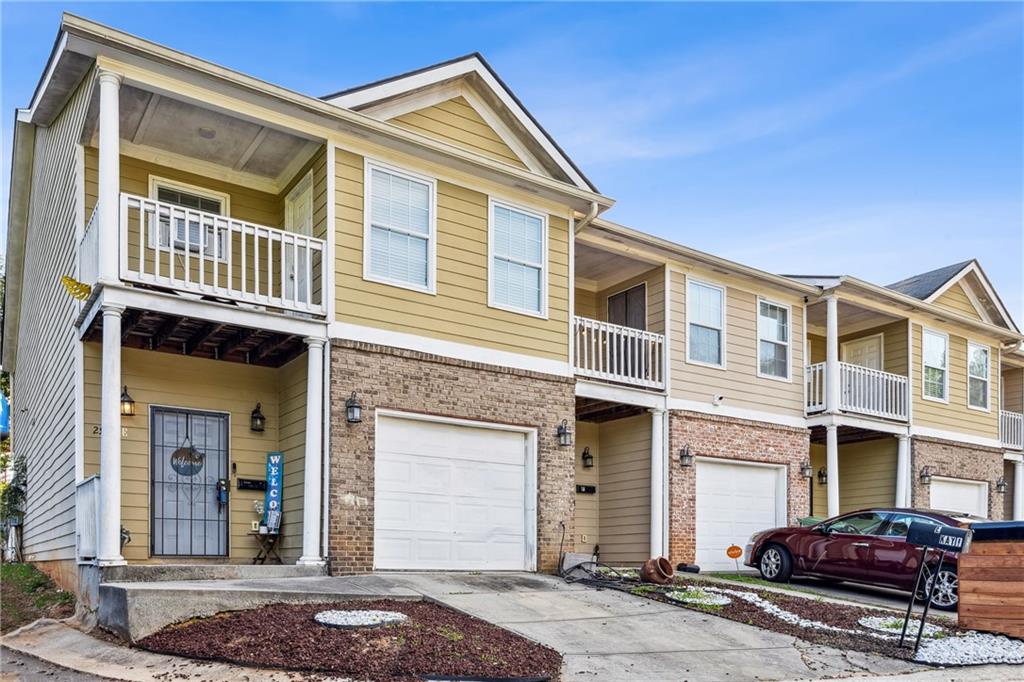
[254,333,296,361]
[217,327,257,359]
[150,315,185,350]
[233,126,268,171]
[120,309,142,343]
[184,322,224,356]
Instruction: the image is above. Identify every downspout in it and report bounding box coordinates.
[573,201,599,234]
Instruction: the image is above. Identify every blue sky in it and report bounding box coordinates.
[2,2,1022,321]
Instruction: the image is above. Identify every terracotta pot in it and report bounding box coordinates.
[639,556,674,585]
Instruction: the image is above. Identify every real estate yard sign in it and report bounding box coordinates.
[264,452,284,533]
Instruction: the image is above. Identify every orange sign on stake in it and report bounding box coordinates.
[726,545,743,559]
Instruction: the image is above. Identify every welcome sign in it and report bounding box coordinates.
[264,452,284,533]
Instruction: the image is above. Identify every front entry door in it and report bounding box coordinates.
[284,173,314,305]
[842,335,882,370]
[151,407,229,556]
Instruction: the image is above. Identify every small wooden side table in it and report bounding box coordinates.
[250,531,283,564]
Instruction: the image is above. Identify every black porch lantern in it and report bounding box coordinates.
[557,419,572,447]
[919,466,933,486]
[120,386,136,417]
[678,445,694,468]
[817,467,828,486]
[581,446,594,469]
[250,402,266,432]
[346,392,362,424]
[996,477,1008,494]
[800,461,814,479]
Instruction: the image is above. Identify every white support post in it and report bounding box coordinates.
[895,434,910,507]
[1014,460,1024,521]
[298,337,326,565]
[97,303,126,565]
[825,423,839,518]
[649,408,666,557]
[97,70,122,284]
[825,295,840,414]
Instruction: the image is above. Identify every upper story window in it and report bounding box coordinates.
[149,177,229,260]
[923,328,949,402]
[757,299,790,380]
[967,342,990,410]
[687,279,725,368]
[489,200,547,316]
[365,163,436,293]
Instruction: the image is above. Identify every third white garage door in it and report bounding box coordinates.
[373,415,534,571]
[696,459,787,571]
[930,477,989,518]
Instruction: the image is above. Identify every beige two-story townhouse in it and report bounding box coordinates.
[4,14,1022,620]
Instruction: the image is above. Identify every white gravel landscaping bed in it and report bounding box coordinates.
[915,632,1024,666]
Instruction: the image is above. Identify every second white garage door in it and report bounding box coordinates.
[696,459,786,571]
[930,477,988,518]
[374,415,534,570]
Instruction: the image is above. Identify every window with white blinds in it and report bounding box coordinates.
[758,299,791,380]
[489,200,547,316]
[686,279,725,367]
[365,165,435,292]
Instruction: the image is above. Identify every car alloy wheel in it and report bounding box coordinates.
[760,547,783,579]
[923,566,958,609]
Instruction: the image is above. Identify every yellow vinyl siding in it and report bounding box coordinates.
[1002,367,1023,414]
[911,323,1000,438]
[83,345,305,562]
[574,422,600,552]
[670,269,805,416]
[933,283,983,322]
[810,438,897,516]
[390,96,528,170]
[807,320,909,376]
[334,148,571,362]
[597,414,651,566]
[579,267,666,334]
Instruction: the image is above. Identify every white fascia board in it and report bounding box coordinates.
[909,425,1002,450]
[25,32,68,120]
[667,397,808,429]
[329,321,572,377]
[575,379,667,409]
[806,413,909,435]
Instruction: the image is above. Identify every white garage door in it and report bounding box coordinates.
[930,477,988,518]
[374,415,533,570]
[696,459,786,571]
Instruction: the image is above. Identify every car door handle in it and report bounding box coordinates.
[851,542,870,547]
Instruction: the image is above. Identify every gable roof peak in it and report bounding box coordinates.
[885,260,975,300]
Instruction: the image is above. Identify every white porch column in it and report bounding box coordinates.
[895,434,910,507]
[97,303,126,565]
[298,337,326,565]
[1014,460,1024,521]
[825,295,840,414]
[649,408,666,558]
[97,70,122,284]
[825,424,839,518]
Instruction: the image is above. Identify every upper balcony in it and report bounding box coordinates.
[77,70,328,319]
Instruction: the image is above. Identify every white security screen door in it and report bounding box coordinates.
[374,416,531,570]
[284,173,313,304]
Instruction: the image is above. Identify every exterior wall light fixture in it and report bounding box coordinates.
[800,461,813,479]
[346,392,362,424]
[120,386,136,417]
[678,445,694,468]
[817,467,828,486]
[250,402,266,432]
[557,419,572,447]
[581,446,594,469]
[996,477,1007,494]
[919,466,933,486]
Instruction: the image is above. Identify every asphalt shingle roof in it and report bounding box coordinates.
[885,260,973,301]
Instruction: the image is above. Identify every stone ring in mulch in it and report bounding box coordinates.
[314,609,409,629]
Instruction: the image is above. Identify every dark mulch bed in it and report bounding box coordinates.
[137,599,561,681]
[636,580,962,661]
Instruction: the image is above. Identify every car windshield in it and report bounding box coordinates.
[825,512,887,535]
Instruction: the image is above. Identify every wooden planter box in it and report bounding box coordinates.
[959,538,1024,637]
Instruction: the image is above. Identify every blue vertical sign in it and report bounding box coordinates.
[0,396,9,440]
[264,452,284,533]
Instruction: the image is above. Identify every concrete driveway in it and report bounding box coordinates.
[347,572,924,680]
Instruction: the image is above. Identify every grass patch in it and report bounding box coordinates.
[698,573,816,594]
[0,563,75,633]
[436,625,464,642]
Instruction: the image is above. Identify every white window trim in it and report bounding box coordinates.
[147,175,231,259]
[605,282,648,330]
[362,159,438,296]
[966,340,991,413]
[487,197,548,319]
[756,297,792,382]
[684,275,727,370]
[922,327,950,404]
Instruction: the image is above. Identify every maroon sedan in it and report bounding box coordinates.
[744,508,972,610]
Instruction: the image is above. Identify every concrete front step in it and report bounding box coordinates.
[100,562,327,583]
[98,575,422,642]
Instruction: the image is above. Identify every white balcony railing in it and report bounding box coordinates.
[1001,410,1024,450]
[75,476,100,561]
[78,205,100,287]
[573,316,665,389]
[119,193,327,316]
[805,361,909,422]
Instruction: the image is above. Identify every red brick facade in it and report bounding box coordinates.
[327,339,577,574]
[911,436,1006,519]
[667,410,810,565]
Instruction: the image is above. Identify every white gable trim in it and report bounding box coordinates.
[925,261,1016,332]
[325,56,591,191]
